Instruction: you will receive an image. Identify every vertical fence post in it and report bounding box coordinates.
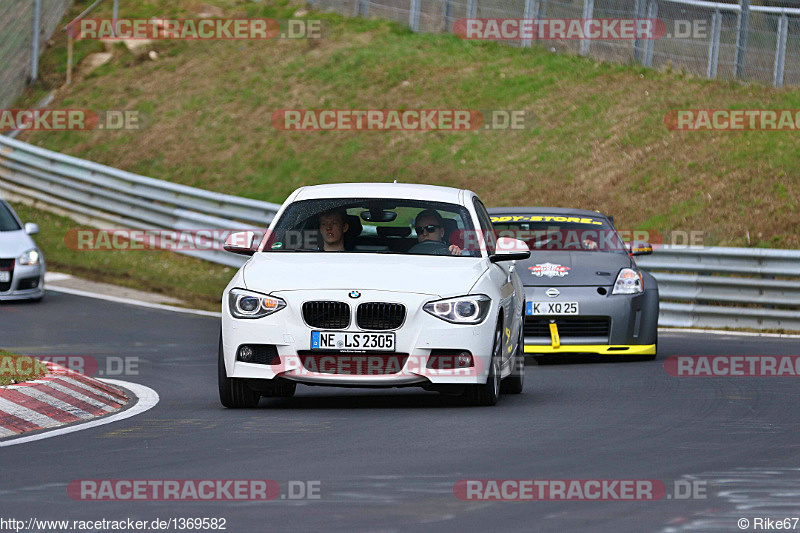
[773,13,789,88]
[30,0,42,83]
[522,0,539,47]
[633,0,647,63]
[734,0,750,79]
[442,0,451,32]
[580,0,593,56]
[467,0,477,20]
[643,0,657,66]
[409,0,420,31]
[357,0,369,16]
[707,9,721,78]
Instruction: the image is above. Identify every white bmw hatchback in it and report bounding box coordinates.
[219,183,530,407]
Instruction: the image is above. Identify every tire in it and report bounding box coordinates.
[218,335,260,408]
[466,322,502,406]
[501,326,525,394]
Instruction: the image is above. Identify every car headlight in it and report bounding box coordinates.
[423,294,491,324]
[18,249,40,266]
[612,268,643,295]
[228,288,286,319]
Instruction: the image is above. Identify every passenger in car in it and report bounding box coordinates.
[318,209,350,251]
[408,209,462,256]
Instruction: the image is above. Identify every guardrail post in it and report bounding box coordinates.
[734,0,750,79]
[467,0,477,20]
[773,13,788,88]
[707,9,721,78]
[643,0,657,67]
[442,0,451,32]
[30,0,42,83]
[522,0,540,47]
[112,0,119,36]
[580,0,594,56]
[357,0,369,16]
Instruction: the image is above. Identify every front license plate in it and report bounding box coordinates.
[311,331,396,352]
[527,301,579,315]
[0,271,9,283]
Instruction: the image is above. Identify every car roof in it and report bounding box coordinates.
[487,206,610,219]
[293,183,469,204]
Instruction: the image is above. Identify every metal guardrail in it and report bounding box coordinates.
[0,135,798,330]
[0,135,280,268]
[637,247,800,330]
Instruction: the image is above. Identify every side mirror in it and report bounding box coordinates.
[224,231,257,256]
[630,240,653,256]
[490,237,531,263]
[24,223,40,235]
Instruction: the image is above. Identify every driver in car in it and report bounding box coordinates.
[408,209,462,256]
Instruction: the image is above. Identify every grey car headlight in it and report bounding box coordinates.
[228,288,286,319]
[18,248,40,266]
[612,268,643,295]
[424,294,491,324]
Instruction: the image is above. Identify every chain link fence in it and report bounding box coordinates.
[310,0,800,86]
[0,0,73,109]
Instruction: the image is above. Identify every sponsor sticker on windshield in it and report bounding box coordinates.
[529,263,571,277]
[490,215,604,225]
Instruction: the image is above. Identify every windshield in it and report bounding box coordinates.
[263,198,479,257]
[490,213,628,254]
[0,202,22,232]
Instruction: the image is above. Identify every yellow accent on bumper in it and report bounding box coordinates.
[548,322,560,348]
[524,344,656,355]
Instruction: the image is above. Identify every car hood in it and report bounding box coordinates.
[518,251,632,286]
[0,230,35,258]
[242,252,489,297]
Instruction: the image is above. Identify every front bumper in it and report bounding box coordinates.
[0,263,44,301]
[521,285,657,354]
[221,289,497,386]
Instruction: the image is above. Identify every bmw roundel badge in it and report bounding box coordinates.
[349,290,361,299]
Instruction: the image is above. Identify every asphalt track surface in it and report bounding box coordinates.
[2,291,800,532]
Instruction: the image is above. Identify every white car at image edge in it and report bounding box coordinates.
[0,198,45,301]
[219,183,530,407]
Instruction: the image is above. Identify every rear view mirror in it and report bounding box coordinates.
[25,222,39,235]
[360,210,397,222]
[224,231,257,256]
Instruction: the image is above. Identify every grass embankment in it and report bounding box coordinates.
[0,350,48,386]
[9,0,799,305]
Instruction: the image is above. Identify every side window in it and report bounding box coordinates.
[472,198,496,255]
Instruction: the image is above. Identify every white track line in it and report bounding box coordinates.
[0,380,159,447]
[45,286,221,318]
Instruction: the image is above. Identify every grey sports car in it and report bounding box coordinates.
[0,198,45,301]
[488,207,658,359]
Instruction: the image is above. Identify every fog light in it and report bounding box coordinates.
[238,345,254,362]
[457,352,473,367]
